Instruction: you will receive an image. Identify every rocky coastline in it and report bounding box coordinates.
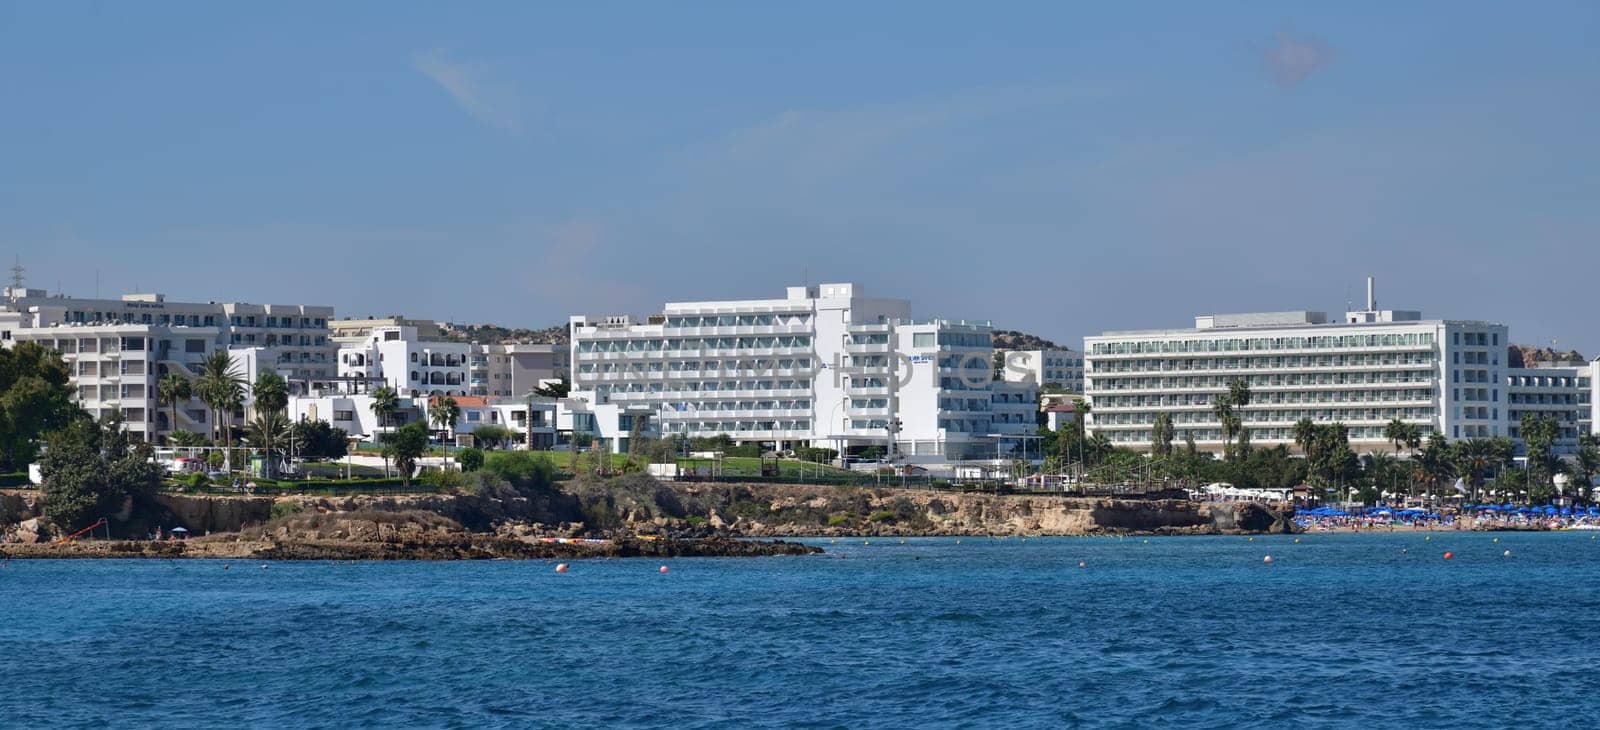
[1,481,1299,560]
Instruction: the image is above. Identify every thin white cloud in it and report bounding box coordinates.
[1260,30,1335,88]
[413,48,522,132]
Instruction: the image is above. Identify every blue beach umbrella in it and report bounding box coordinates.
[1545,506,1558,515]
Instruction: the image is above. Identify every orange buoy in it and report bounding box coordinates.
[555,563,570,573]
[1443,552,1454,560]
[1263,555,1274,564]
[659,565,669,574]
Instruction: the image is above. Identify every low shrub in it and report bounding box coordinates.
[269,501,304,520]
[868,510,897,523]
[827,513,853,526]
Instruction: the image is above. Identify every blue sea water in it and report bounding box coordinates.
[3,532,1600,729]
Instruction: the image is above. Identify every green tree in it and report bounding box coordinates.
[430,396,461,440]
[382,422,429,486]
[1212,378,1251,461]
[1363,451,1401,500]
[470,424,515,450]
[1518,413,1561,493]
[38,415,162,532]
[1151,412,1174,457]
[457,447,485,472]
[157,373,192,444]
[532,377,571,398]
[292,419,349,460]
[1570,437,1599,505]
[370,386,400,432]
[195,351,245,447]
[1385,418,1421,456]
[251,370,289,416]
[169,429,207,447]
[0,341,81,471]
[243,411,292,477]
[1292,418,1317,457]
[1449,438,1501,503]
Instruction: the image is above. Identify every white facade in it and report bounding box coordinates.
[336,325,470,398]
[290,392,424,442]
[1,315,222,441]
[0,287,335,443]
[999,349,1084,392]
[1507,363,1593,457]
[569,283,1037,463]
[4,289,335,382]
[1085,293,1510,454]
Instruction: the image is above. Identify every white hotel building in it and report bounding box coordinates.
[1084,287,1510,455]
[1000,349,1085,393]
[0,287,334,442]
[569,283,1037,463]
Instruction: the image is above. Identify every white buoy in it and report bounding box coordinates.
[1263,555,1274,564]
[1078,561,1086,569]
[1503,550,1512,557]
[555,563,569,573]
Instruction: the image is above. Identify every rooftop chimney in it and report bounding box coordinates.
[1366,276,1376,311]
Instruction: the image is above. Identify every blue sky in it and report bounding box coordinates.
[3,2,1596,353]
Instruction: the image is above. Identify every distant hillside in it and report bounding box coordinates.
[1508,345,1587,368]
[442,323,569,345]
[992,330,1063,351]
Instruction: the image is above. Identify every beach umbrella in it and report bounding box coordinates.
[1561,508,1573,516]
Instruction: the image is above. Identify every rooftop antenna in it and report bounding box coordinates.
[7,255,21,305]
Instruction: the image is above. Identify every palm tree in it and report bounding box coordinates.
[252,370,289,417]
[430,396,461,443]
[157,373,192,444]
[1149,412,1174,457]
[1570,442,1599,506]
[370,386,400,476]
[1450,439,1499,504]
[196,351,245,448]
[244,411,292,477]
[1292,418,1317,458]
[370,386,400,433]
[1364,451,1399,501]
[1382,419,1408,454]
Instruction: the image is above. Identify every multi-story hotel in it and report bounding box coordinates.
[569,283,1036,463]
[0,286,335,442]
[1084,281,1510,454]
[1507,361,1594,457]
[999,349,1085,392]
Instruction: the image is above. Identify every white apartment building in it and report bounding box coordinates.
[1507,362,1594,457]
[469,343,570,397]
[1000,349,1084,392]
[3,289,334,382]
[570,283,1037,463]
[1084,283,1509,455]
[1,287,334,442]
[290,391,423,442]
[336,325,470,398]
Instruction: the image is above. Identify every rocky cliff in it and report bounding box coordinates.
[4,484,1295,541]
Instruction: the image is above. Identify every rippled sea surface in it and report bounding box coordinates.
[4,532,1600,728]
